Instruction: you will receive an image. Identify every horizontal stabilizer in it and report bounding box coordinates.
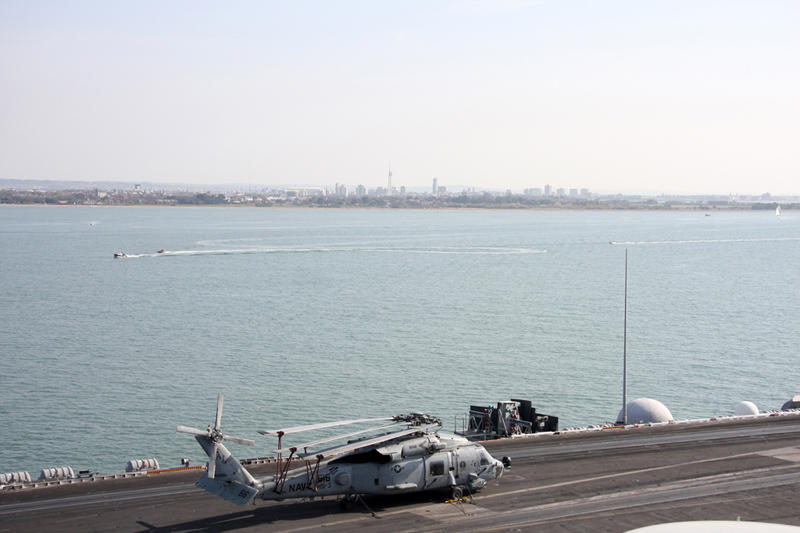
[196,475,258,506]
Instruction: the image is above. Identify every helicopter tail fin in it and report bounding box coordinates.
[176,395,260,506]
[194,437,259,505]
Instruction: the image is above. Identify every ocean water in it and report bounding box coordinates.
[1,206,798,476]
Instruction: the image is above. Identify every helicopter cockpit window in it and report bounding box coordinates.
[429,462,445,476]
[479,452,492,466]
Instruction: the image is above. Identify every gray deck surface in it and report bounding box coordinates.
[2,415,800,532]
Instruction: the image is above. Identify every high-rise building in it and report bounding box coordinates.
[544,184,552,197]
[433,178,438,195]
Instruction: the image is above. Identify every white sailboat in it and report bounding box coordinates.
[776,205,782,218]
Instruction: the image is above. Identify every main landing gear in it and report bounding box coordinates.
[338,490,378,517]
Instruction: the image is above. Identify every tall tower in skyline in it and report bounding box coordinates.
[388,166,392,195]
[433,177,438,195]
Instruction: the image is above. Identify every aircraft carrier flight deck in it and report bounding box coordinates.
[2,413,800,532]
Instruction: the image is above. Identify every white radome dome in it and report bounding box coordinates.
[734,401,758,416]
[617,398,673,424]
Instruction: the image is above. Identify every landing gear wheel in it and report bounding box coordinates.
[450,486,463,500]
[340,494,357,510]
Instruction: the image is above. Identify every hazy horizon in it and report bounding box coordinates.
[1,1,798,196]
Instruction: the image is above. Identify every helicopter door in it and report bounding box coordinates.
[424,453,452,489]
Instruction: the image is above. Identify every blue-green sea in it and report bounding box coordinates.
[1,206,798,476]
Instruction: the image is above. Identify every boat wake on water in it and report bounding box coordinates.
[609,237,799,245]
[115,246,548,257]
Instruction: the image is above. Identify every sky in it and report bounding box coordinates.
[1,1,798,195]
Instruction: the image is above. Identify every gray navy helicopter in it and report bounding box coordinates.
[177,395,509,507]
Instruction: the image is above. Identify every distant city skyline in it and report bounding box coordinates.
[4,177,797,201]
[1,1,798,196]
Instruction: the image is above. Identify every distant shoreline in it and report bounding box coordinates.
[0,203,793,212]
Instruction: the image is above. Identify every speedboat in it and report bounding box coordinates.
[114,252,127,258]
[157,249,166,254]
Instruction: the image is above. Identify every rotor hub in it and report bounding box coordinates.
[393,413,442,426]
[208,426,224,443]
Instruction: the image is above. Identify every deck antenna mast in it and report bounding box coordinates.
[621,249,628,425]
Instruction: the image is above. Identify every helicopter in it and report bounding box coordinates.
[176,395,509,508]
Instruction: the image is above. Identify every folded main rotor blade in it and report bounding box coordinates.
[272,422,398,453]
[223,434,255,447]
[259,417,392,436]
[298,427,426,460]
[177,425,207,436]
[215,395,224,431]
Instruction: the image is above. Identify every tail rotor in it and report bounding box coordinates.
[215,394,223,433]
[176,395,255,478]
